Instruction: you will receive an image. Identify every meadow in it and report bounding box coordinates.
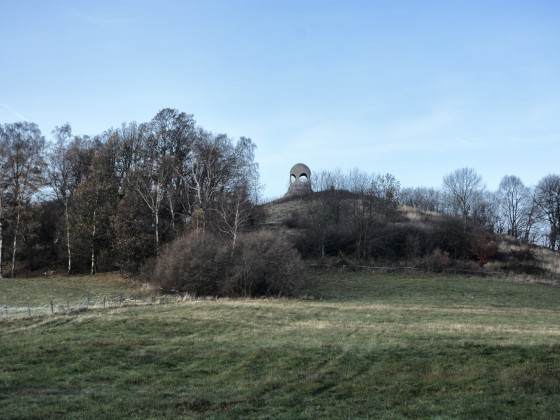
[1,271,559,419]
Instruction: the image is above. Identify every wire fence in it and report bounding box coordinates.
[0,288,193,320]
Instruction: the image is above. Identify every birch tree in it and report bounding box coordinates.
[0,122,45,277]
[46,124,92,274]
[72,142,119,274]
[0,125,7,278]
[186,132,257,232]
[128,110,195,256]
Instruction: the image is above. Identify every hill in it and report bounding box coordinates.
[260,191,560,279]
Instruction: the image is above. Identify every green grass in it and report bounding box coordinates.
[1,271,559,418]
[0,273,148,306]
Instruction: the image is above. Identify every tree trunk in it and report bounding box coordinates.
[91,210,96,275]
[0,195,3,279]
[11,208,21,278]
[155,210,159,257]
[230,200,241,257]
[65,202,72,275]
[0,212,3,279]
[168,195,176,238]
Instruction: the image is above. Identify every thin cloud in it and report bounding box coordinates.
[0,103,27,121]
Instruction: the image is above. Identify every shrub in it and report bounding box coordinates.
[153,230,227,296]
[509,247,536,263]
[470,230,499,267]
[221,231,304,297]
[153,229,304,297]
[424,248,451,271]
[504,247,547,275]
[429,216,474,259]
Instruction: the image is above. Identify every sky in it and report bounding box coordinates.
[1,0,559,200]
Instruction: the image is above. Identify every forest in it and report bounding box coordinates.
[1,108,560,290]
[0,108,259,280]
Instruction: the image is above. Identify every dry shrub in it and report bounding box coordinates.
[224,231,304,297]
[470,230,499,267]
[154,230,227,296]
[509,247,536,263]
[426,248,451,271]
[153,229,304,297]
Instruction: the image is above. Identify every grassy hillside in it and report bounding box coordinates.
[261,195,311,225]
[1,272,559,418]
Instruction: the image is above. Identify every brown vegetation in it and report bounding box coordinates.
[152,230,304,297]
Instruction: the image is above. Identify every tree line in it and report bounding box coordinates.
[1,110,559,279]
[0,108,259,278]
[400,167,560,250]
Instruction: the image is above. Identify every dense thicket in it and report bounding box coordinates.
[153,230,304,297]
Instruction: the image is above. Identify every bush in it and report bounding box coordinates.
[223,231,304,297]
[509,247,536,263]
[429,216,474,259]
[153,229,304,297]
[504,247,547,275]
[153,230,227,296]
[470,230,499,267]
[425,248,451,271]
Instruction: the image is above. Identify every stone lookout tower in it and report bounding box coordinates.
[284,163,313,198]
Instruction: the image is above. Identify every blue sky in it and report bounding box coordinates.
[1,0,559,199]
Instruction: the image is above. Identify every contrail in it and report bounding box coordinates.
[0,103,27,121]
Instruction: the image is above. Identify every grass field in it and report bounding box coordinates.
[1,271,559,418]
[0,273,154,318]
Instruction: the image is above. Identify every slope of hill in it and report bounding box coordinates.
[259,191,560,279]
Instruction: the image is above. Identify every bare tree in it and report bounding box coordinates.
[370,173,401,218]
[520,187,540,244]
[0,122,45,277]
[185,132,257,231]
[400,187,442,212]
[128,109,196,255]
[215,182,254,254]
[128,147,173,257]
[345,169,401,259]
[46,124,91,274]
[535,174,560,250]
[442,167,485,220]
[0,125,7,278]
[0,185,4,279]
[496,175,533,240]
[72,141,119,274]
[211,136,259,248]
[313,168,348,192]
[471,191,501,232]
[146,109,196,236]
